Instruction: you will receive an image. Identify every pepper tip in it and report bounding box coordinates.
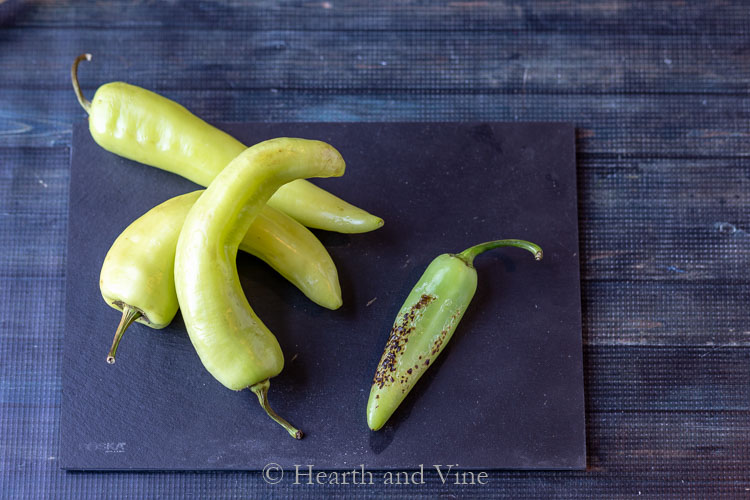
[535,250,543,261]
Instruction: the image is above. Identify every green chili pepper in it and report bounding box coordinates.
[101,190,342,364]
[71,54,382,233]
[175,137,346,439]
[366,239,543,431]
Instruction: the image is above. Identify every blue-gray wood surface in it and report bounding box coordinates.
[1,0,748,498]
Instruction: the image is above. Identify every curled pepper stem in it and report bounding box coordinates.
[456,239,543,267]
[71,53,92,114]
[107,305,141,364]
[250,379,303,440]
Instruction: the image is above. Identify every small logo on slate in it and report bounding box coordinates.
[82,442,126,453]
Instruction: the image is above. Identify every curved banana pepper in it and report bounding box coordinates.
[175,137,346,439]
[101,191,342,364]
[366,239,543,431]
[71,54,382,233]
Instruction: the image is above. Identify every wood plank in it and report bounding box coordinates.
[579,157,750,283]
[1,91,749,155]
[0,277,64,387]
[0,148,68,281]
[584,346,750,410]
[8,0,750,35]
[583,282,750,346]
[581,222,750,283]
[2,28,749,94]
[0,148,68,215]
[580,411,750,490]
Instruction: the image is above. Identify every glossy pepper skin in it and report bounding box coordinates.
[71,54,382,233]
[100,191,342,364]
[175,137,346,439]
[366,239,543,431]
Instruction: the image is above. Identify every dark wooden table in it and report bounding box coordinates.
[2,1,748,497]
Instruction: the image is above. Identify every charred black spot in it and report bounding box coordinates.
[431,329,449,355]
[371,294,436,389]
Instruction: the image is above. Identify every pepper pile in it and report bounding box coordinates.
[72,54,381,438]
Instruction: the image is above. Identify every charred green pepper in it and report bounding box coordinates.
[366,239,543,431]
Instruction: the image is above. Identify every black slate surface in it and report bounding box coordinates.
[61,120,584,471]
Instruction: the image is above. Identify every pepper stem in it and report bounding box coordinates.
[456,239,543,267]
[71,53,92,114]
[107,305,141,364]
[250,379,303,439]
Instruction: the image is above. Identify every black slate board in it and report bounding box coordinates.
[61,121,585,471]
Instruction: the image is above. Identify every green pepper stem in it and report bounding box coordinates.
[71,53,92,114]
[456,239,543,267]
[106,305,141,364]
[250,379,304,440]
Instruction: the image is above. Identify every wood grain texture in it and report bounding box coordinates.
[583,282,750,345]
[8,0,750,35]
[1,0,749,496]
[3,28,749,94]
